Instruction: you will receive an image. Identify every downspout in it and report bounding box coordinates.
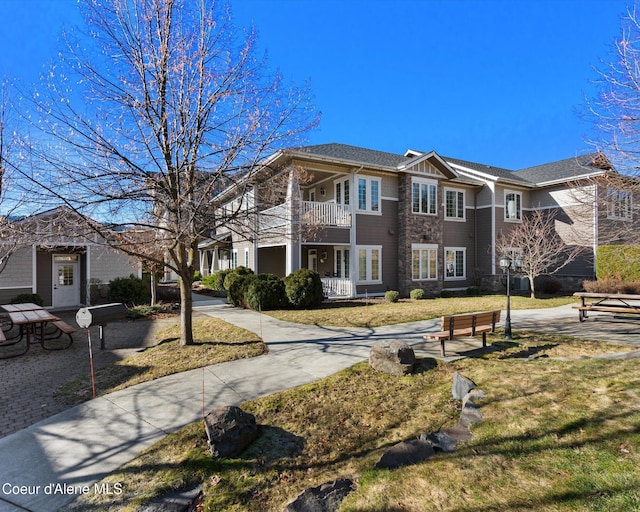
[593,182,599,279]
[350,166,363,297]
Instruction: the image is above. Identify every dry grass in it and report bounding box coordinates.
[67,331,640,512]
[55,317,265,405]
[265,295,576,327]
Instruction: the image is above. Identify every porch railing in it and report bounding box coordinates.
[302,201,351,227]
[321,277,353,298]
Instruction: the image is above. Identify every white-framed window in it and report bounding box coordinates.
[445,188,465,220]
[504,190,522,221]
[357,245,382,283]
[412,244,437,281]
[412,178,437,215]
[335,178,350,206]
[308,188,316,202]
[445,247,466,279]
[356,177,381,213]
[231,249,238,269]
[244,248,250,268]
[334,246,350,278]
[607,188,633,220]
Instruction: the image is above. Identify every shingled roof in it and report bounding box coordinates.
[443,156,532,185]
[292,143,410,169]
[515,153,611,185]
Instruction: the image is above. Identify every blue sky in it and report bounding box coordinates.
[0,0,631,170]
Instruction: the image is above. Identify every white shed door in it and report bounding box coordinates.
[53,255,80,307]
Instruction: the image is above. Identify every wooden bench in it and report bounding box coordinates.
[573,292,640,322]
[41,320,76,350]
[423,310,501,357]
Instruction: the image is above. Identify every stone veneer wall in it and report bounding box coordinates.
[398,173,444,297]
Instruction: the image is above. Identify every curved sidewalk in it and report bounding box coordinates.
[0,300,636,511]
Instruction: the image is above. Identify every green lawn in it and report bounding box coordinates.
[67,330,640,512]
[264,295,576,327]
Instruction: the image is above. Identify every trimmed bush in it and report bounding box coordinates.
[193,270,202,282]
[223,266,254,291]
[538,277,563,295]
[201,269,232,292]
[440,290,453,298]
[410,288,425,300]
[227,273,257,307]
[466,286,481,297]
[245,274,288,311]
[109,275,149,305]
[284,269,324,309]
[10,293,44,306]
[385,290,400,303]
[583,279,640,294]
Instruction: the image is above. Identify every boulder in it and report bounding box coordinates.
[375,439,435,469]
[283,479,355,512]
[369,341,415,376]
[420,431,458,453]
[135,484,202,512]
[459,389,486,427]
[204,406,258,458]
[452,372,476,399]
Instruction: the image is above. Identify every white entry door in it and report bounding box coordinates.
[53,255,80,308]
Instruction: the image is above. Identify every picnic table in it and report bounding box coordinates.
[0,304,75,357]
[573,292,640,322]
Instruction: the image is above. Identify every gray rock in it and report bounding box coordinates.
[283,479,355,512]
[375,439,436,469]
[452,372,476,399]
[462,389,486,408]
[369,340,415,376]
[420,431,458,452]
[441,423,473,442]
[204,405,258,458]
[135,483,202,512]
[459,402,483,427]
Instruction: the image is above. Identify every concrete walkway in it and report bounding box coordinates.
[0,299,638,511]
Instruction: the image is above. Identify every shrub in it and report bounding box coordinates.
[127,305,158,319]
[223,266,254,291]
[109,275,149,305]
[201,269,232,292]
[440,290,453,298]
[538,277,563,295]
[385,290,400,303]
[410,288,425,300]
[284,269,324,309]
[10,293,43,306]
[466,286,481,297]
[193,270,202,282]
[227,273,257,307]
[245,274,288,311]
[583,279,640,294]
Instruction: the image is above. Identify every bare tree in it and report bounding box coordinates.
[18,0,317,345]
[496,210,588,298]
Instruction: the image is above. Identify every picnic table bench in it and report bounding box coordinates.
[573,292,640,322]
[423,310,501,357]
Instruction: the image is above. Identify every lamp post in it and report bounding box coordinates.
[499,253,523,339]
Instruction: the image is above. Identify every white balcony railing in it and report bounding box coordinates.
[302,201,351,227]
[321,277,353,298]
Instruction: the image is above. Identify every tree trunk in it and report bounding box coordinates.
[150,271,157,306]
[179,275,194,346]
[528,275,536,299]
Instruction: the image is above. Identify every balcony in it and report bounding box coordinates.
[301,201,351,227]
[259,201,352,230]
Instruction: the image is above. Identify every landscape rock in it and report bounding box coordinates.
[135,483,202,512]
[462,389,486,408]
[375,439,436,469]
[204,405,258,458]
[452,372,476,399]
[369,340,415,376]
[420,431,458,452]
[283,479,356,512]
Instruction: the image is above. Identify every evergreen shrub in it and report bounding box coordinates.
[245,274,288,311]
[109,275,149,305]
[284,269,324,309]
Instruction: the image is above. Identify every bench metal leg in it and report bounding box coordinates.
[440,340,446,358]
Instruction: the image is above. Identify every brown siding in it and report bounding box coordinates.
[257,246,286,277]
[356,199,399,292]
[36,252,53,307]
